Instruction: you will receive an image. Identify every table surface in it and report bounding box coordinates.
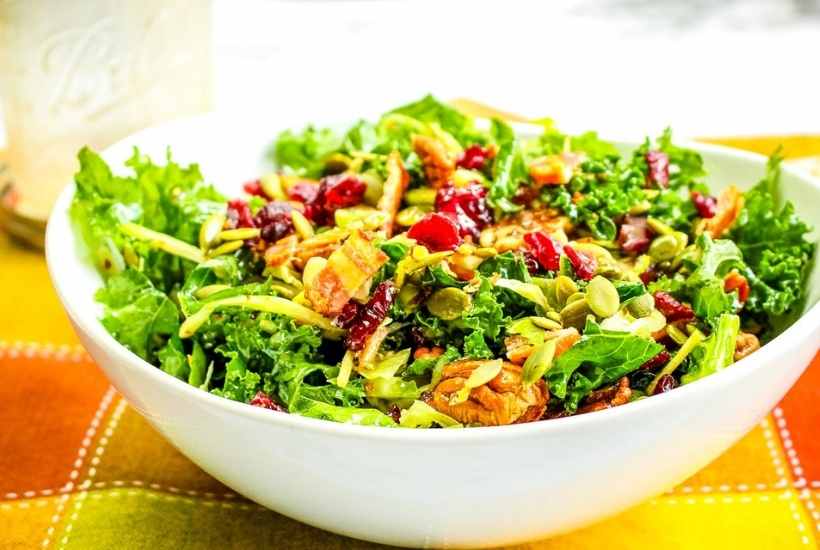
[1,136,819,549]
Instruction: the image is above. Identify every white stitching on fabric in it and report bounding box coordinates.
[773,407,820,535]
[6,480,239,501]
[0,340,88,363]
[54,396,126,550]
[39,387,116,548]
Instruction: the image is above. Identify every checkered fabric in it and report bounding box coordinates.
[1,137,819,549]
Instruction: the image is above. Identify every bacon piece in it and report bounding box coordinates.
[304,229,388,317]
[377,151,409,237]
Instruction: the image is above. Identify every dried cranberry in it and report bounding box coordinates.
[564,245,597,281]
[645,151,669,188]
[691,191,717,218]
[420,390,434,404]
[653,291,695,322]
[322,174,366,212]
[340,282,398,351]
[253,201,294,242]
[435,183,492,239]
[288,182,320,204]
[407,213,462,252]
[242,179,266,197]
[523,232,563,271]
[249,391,286,412]
[456,144,494,171]
[652,374,677,395]
[409,326,429,348]
[226,199,255,229]
[387,404,402,424]
[640,350,671,370]
[289,175,365,225]
[639,267,659,285]
[618,215,652,255]
[522,251,540,274]
[334,301,362,330]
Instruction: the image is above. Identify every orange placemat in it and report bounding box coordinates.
[1,139,819,549]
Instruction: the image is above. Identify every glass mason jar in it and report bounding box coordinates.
[0,0,212,246]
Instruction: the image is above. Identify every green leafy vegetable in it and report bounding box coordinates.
[548,320,663,411]
[681,314,740,384]
[95,269,180,361]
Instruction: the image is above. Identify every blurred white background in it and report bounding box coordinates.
[2,0,819,144]
[212,0,820,138]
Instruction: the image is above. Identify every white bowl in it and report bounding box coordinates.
[46,114,820,548]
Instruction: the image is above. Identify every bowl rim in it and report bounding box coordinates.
[45,113,820,443]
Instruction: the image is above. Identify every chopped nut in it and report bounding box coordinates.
[413,134,455,189]
[264,234,299,267]
[577,377,631,414]
[430,360,548,426]
[734,331,760,361]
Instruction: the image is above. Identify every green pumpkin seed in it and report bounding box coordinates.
[207,239,244,258]
[199,211,226,251]
[398,284,422,312]
[546,311,563,323]
[260,173,286,200]
[626,293,655,318]
[531,316,563,331]
[522,339,557,386]
[586,276,620,318]
[404,187,437,206]
[560,298,591,330]
[426,287,472,320]
[291,210,315,240]
[554,275,579,308]
[565,291,586,305]
[396,205,432,227]
[649,234,680,262]
[217,227,261,241]
[647,217,674,236]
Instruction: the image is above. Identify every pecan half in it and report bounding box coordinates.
[577,377,632,414]
[413,135,455,189]
[430,360,548,426]
[734,331,760,361]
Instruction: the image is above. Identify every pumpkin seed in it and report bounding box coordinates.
[398,284,421,312]
[522,339,557,386]
[199,211,226,251]
[426,287,472,320]
[586,276,620,318]
[479,227,496,247]
[565,291,586,305]
[560,298,592,330]
[335,206,387,229]
[474,247,498,258]
[546,311,563,323]
[554,275,579,308]
[260,173,287,200]
[207,239,244,258]
[291,210,315,240]
[450,359,503,405]
[626,293,655,318]
[217,227,261,241]
[649,234,680,262]
[396,205,432,227]
[647,217,674,236]
[531,316,563,330]
[404,187,437,206]
[302,256,328,287]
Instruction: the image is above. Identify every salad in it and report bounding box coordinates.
[70,95,815,428]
